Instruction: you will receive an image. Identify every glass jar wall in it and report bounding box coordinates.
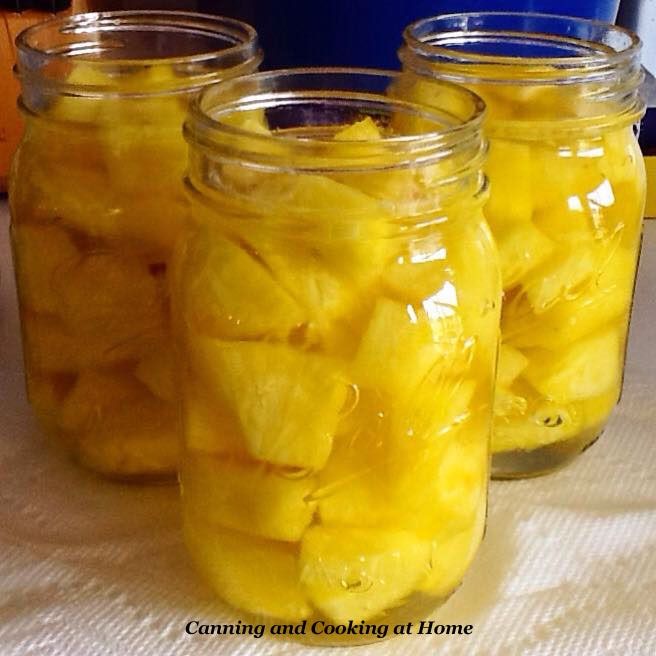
[400,13,646,477]
[176,69,499,642]
[9,11,261,479]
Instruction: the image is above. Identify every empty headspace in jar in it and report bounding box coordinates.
[400,12,644,132]
[184,68,486,173]
[15,10,262,97]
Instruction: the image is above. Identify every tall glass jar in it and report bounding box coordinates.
[400,13,647,478]
[175,69,499,642]
[9,11,261,480]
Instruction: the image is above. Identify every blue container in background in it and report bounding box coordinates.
[254,1,621,70]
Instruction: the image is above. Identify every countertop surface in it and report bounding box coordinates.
[1,200,655,656]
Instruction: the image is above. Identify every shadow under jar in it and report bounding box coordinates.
[9,11,261,480]
[175,69,500,643]
[400,13,647,478]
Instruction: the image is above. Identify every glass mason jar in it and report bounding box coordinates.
[175,69,499,642]
[9,11,261,480]
[400,13,647,478]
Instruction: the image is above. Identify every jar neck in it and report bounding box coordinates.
[184,68,487,219]
[16,11,261,113]
[401,12,645,134]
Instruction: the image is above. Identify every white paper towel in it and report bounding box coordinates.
[1,202,655,656]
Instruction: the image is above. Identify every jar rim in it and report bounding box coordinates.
[402,11,641,79]
[15,10,262,97]
[16,10,259,67]
[185,67,486,173]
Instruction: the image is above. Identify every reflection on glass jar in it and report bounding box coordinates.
[400,13,646,477]
[9,11,261,480]
[175,70,499,642]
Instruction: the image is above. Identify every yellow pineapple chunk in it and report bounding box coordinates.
[420,495,487,597]
[493,385,529,419]
[317,392,390,527]
[522,329,621,403]
[22,313,162,372]
[190,339,346,469]
[353,297,467,397]
[182,454,316,542]
[26,371,74,429]
[395,421,486,538]
[497,344,529,387]
[76,396,180,477]
[484,138,533,229]
[494,400,581,453]
[178,229,307,340]
[56,252,166,342]
[135,350,176,403]
[521,245,601,313]
[300,526,431,622]
[184,520,311,621]
[503,247,635,349]
[11,224,79,316]
[497,222,555,288]
[183,385,248,457]
[333,116,382,141]
[319,382,484,537]
[59,369,148,433]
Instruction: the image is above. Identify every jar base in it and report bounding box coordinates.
[491,426,603,479]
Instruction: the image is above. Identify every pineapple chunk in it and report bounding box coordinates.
[383,220,500,372]
[22,313,163,372]
[184,520,311,621]
[190,339,346,469]
[11,224,79,316]
[393,416,487,538]
[493,400,582,453]
[76,395,180,477]
[390,377,476,448]
[253,173,390,281]
[181,454,317,541]
[135,350,176,402]
[496,222,555,288]
[420,494,487,597]
[319,382,484,537]
[503,247,635,349]
[484,139,533,229]
[522,329,621,402]
[353,298,467,397]
[59,369,148,433]
[497,344,529,387]
[317,392,391,527]
[26,371,74,429]
[578,388,618,430]
[530,139,607,219]
[493,388,618,453]
[493,386,529,419]
[521,244,601,313]
[39,65,191,252]
[382,229,452,303]
[183,385,248,457]
[178,229,307,340]
[333,116,382,141]
[300,526,431,622]
[24,131,188,254]
[56,252,166,342]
